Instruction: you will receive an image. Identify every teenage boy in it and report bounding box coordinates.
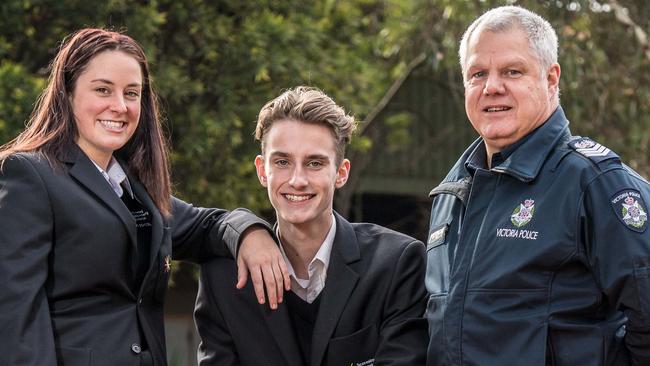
[194,86,428,366]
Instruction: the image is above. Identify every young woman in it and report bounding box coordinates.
[0,28,288,366]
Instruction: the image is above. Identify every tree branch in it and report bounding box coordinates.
[358,52,427,136]
[608,0,650,61]
[334,52,427,217]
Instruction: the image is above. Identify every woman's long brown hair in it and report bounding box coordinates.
[0,28,171,217]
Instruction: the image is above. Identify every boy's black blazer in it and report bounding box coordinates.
[195,212,428,366]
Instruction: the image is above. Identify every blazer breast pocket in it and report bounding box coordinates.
[325,324,378,366]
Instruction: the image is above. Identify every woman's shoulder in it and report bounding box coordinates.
[3,150,45,161]
[1,151,55,176]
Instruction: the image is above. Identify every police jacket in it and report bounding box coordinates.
[426,107,650,366]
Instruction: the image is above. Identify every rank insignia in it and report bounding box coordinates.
[569,137,610,156]
[568,137,619,165]
[611,189,648,232]
[163,255,172,273]
[511,199,535,227]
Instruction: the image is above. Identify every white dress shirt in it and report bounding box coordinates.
[277,214,336,303]
[92,157,133,198]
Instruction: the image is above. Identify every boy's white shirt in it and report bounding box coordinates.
[276,213,336,303]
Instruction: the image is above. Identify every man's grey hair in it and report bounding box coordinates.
[458,6,558,77]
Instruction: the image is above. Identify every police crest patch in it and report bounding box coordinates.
[611,189,648,232]
[573,139,596,149]
[511,199,535,227]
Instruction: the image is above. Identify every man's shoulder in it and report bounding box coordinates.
[345,222,426,286]
[349,222,423,251]
[547,136,623,182]
[555,136,650,189]
[441,137,483,183]
[561,136,621,171]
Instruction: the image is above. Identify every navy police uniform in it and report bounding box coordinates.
[426,107,650,365]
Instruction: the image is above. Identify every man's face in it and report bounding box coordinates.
[255,119,349,231]
[463,27,560,156]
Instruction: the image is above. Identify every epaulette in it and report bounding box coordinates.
[567,137,619,164]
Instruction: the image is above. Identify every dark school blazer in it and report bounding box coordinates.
[0,145,266,366]
[195,212,429,366]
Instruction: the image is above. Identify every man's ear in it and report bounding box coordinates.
[547,63,561,99]
[254,155,268,187]
[335,158,351,189]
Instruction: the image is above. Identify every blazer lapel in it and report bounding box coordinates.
[260,303,304,366]
[128,177,165,289]
[63,145,137,247]
[128,178,163,266]
[311,212,360,366]
[259,222,304,366]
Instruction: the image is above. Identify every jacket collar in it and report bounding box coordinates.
[270,211,360,265]
[464,106,571,182]
[128,173,165,293]
[263,211,360,366]
[57,142,80,164]
[59,144,168,298]
[260,293,304,366]
[62,144,138,248]
[330,211,361,262]
[311,211,360,366]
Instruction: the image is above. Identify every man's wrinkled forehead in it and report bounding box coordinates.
[465,25,535,64]
[471,20,530,47]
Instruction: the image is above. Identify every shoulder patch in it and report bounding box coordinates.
[568,137,619,164]
[610,189,648,233]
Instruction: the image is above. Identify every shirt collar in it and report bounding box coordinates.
[465,106,571,181]
[491,131,532,166]
[313,215,336,272]
[277,213,337,281]
[92,157,134,198]
[465,141,489,174]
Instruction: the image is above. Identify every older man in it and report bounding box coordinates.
[426,6,650,366]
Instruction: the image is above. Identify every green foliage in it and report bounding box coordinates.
[367,0,650,177]
[0,61,43,143]
[1,0,649,212]
[148,0,399,211]
[541,0,650,175]
[0,0,398,213]
[384,112,414,152]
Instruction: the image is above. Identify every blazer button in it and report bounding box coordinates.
[131,343,141,354]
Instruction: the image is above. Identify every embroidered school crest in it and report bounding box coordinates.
[611,189,648,232]
[511,199,535,227]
